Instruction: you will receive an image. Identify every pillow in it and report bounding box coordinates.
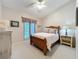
[48,28,58,34]
[43,28,49,33]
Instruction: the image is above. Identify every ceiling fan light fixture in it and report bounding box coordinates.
[36,4,46,10]
[35,0,46,10]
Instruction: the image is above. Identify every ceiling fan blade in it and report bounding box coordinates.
[25,3,35,7]
[24,0,47,8]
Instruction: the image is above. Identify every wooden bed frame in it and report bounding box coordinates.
[30,26,60,55]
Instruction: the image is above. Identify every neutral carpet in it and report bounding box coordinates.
[11,40,76,59]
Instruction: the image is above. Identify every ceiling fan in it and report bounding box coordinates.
[25,0,47,10]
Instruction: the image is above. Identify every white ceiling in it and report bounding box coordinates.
[2,0,73,19]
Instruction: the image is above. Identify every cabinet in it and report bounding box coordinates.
[0,31,12,59]
[60,36,75,47]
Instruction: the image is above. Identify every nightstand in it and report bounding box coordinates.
[60,36,74,47]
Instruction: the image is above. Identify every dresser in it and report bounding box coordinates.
[0,31,12,59]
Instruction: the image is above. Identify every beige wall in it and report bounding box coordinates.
[75,27,78,58]
[36,18,44,32]
[0,0,2,19]
[1,6,38,43]
[42,0,76,27]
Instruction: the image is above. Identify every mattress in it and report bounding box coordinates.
[32,32,59,51]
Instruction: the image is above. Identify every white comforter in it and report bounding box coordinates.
[32,32,59,51]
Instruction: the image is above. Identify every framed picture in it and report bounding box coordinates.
[10,21,19,27]
[76,7,78,26]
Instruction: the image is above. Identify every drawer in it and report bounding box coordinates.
[62,39,71,43]
[62,38,71,41]
[61,36,71,38]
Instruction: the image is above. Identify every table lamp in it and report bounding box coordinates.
[62,25,75,36]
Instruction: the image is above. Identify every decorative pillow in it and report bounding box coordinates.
[43,28,49,33]
[48,28,58,34]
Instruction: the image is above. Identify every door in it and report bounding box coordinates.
[30,23,36,35]
[23,22,30,40]
[23,22,36,40]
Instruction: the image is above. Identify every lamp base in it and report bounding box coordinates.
[65,29,67,35]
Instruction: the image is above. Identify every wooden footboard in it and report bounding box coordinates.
[30,35,48,55]
[30,26,60,55]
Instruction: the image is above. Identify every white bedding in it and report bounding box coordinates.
[32,32,59,51]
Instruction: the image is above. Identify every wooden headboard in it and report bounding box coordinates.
[46,26,60,29]
[46,26,60,39]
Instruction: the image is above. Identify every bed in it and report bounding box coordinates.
[30,26,60,55]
